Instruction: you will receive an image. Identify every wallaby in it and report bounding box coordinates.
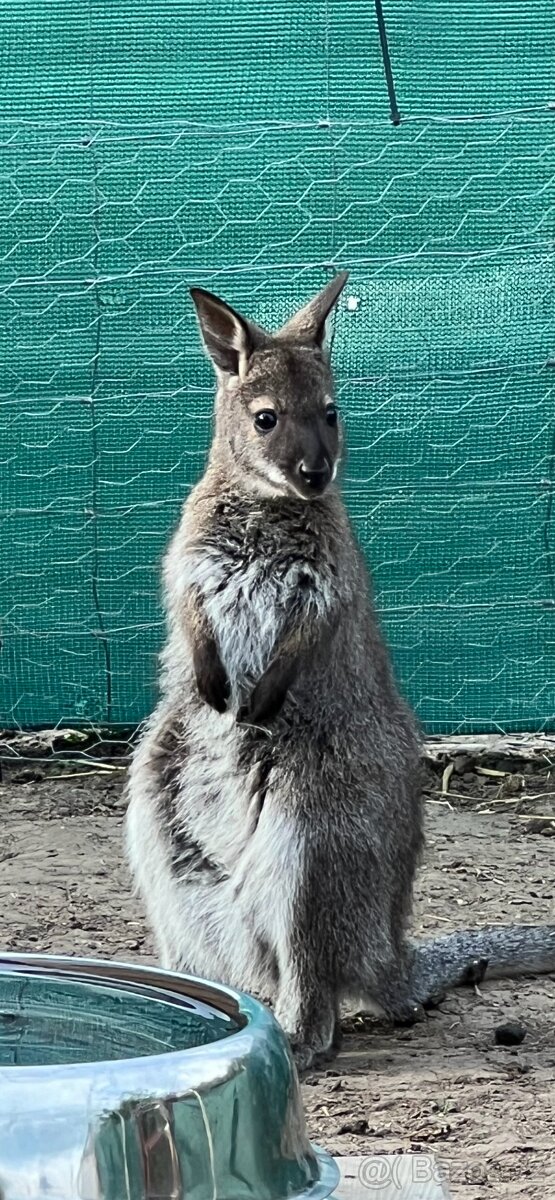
[125,272,555,1070]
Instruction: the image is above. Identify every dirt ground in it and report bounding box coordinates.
[0,750,554,1199]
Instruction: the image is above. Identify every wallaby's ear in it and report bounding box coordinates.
[277,271,349,348]
[190,288,265,377]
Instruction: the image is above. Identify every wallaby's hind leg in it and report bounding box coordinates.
[361,944,489,1024]
[346,930,428,1028]
[274,965,338,1072]
[244,811,339,1071]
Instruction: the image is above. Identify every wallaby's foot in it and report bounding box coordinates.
[391,999,427,1026]
[288,1024,341,1073]
[393,985,446,1016]
[406,955,487,1012]
[279,1022,337,1072]
[274,984,337,1074]
[406,952,489,1013]
[412,955,486,1011]
[376,978,428,1026]
[289,1038,327,1073]
[420,990,446,1012]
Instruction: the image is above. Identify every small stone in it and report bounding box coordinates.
[337,1117,368,1135]
[12,767,45,784]
[465,1164,489,1186]
[494,1021,526,1046]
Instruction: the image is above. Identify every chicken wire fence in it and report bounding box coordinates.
[1,1,554,737]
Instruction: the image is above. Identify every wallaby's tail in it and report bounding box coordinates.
[407,926,555,1005]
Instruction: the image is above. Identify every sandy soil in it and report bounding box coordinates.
[0,753,554,1199]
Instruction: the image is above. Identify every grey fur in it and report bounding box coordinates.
[125,275,555,1070]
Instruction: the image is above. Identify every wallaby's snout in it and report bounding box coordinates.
[296,428,334,497]
[190,272,348,501]
[299,458,331,493]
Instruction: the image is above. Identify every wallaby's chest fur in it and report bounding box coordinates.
[165,479,360,711]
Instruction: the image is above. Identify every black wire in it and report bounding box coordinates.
[374,0,401,126]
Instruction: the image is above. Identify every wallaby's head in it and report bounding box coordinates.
[190,272,348,500]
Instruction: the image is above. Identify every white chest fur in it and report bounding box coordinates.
[182,547,332,693]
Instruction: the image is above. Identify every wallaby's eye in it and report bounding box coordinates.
[254,410,277,433]
[326,405,338,427]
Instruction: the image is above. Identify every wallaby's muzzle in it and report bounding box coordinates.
[297,456,332,497]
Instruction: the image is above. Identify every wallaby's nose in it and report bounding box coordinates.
[298,459,332,492]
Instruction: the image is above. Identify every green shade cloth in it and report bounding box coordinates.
[1,2,554,733]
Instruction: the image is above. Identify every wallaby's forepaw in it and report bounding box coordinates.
[193,639,230,713]
[238,657,297,725]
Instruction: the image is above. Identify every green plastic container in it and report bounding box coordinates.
[0,953,338,1200]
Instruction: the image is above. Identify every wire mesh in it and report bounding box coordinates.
[1,1,554,735]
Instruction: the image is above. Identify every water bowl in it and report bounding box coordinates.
[0,953,338,1200]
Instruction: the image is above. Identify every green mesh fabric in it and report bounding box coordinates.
[1,2,554,734]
